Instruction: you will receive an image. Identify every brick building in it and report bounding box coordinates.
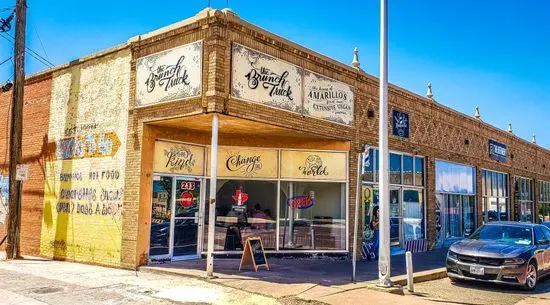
[1,8,550,269]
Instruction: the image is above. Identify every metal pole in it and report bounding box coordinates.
[378,0,392,287]
[6,0,26,260]
[352,153,361,281]
[406,251,414,292]
[206,114,219,277]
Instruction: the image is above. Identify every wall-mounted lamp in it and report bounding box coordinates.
[367,109,374,118]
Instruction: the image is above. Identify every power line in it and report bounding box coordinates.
[0,56,11,66]
[0,32,53,68]
[31,22,49,62]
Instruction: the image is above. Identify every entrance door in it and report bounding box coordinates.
[389,188,401,246]
[173,178,201,260]
[149,175,202,262]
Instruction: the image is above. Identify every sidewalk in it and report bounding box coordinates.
[141,249,449,304]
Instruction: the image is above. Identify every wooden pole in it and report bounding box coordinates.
[6,0,26,259]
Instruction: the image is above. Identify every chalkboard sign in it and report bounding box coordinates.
[239,237,269,272]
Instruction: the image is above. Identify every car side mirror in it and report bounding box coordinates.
[537,239,550,245]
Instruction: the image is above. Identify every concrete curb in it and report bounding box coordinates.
[392,267,447,286]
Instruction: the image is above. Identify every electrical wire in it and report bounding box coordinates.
[0,56,11,66]
[31,22,49,62]
[0,32,54,68]
[0,7,14,13]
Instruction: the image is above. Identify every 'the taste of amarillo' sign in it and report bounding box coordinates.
[231,43,302,113]
[303,71,354,125]
[489,139,507,162]
[136,41,202,107]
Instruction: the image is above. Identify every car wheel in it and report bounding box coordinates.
[523,262,537,291]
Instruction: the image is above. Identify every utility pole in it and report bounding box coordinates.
[6,0,26,259]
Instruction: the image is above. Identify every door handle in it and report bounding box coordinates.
[194,212,199,224]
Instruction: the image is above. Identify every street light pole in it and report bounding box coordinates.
[378,0,392,287]
[206,114,219,277]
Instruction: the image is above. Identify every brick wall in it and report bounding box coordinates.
[0,75,52,255]
[117,9,550,266]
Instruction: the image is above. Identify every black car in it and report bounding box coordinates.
[446,222,550,290]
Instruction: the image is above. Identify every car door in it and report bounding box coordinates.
[541,226,550,273]
[534,226,550,273]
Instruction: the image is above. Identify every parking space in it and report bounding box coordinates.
[414,277,550,305]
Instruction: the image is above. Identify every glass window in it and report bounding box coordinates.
[435,161,475,195]
[539,181,550,223]
[279,181,346,250]
[403,189,424,241]
[403,155,413,185]
[462,196,475,237]
[150,176,173,256]
[446,194,461,238]
[414,157,424,186]
[515,177,534,223]
[482,170,487,196]
[363,148,374,182]
[203,180,278,251]
[390,153,402,184]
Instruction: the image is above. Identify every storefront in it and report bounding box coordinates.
[538,180,550,223]
[361,147,426,253]
[514,176,534,222]
[435,160,476,246]
[149,139,349,261]
[481,169,509,223]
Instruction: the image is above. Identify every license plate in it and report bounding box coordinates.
[470,265,484,275]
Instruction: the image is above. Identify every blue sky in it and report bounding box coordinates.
[1,0,548,147]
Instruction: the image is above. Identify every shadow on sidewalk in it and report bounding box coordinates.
[147,248,448,285]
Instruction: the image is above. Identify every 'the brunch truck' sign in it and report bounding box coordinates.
[136,41,202,107]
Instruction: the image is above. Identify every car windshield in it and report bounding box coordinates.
[469,225,532,245]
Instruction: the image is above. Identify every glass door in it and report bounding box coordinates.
[173,178,201,260]
[389,188,401,246]
[149,176,173,261]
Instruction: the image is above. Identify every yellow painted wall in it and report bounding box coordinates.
[40,49,131,266]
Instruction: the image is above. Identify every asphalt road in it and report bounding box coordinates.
[414,277,550,305]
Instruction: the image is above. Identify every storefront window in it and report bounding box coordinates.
[362,147,426,249]
[390,153,402,184]
[481,170,509,223]
[539,181,550,223]
[362,148,424,187]
[436,160,476,240]
[279,181,346,250]
[203,180,278,251]
[515,177,533,223]
[403,189,424,241]
[403,155,413,185]
[150,177,173,257]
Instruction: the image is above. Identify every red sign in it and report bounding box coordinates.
[180,191,193,208]
[232,189,248,206]
[288,196,314,209]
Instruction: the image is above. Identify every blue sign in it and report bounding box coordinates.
[488,139,507,162]
[392,109,409,139]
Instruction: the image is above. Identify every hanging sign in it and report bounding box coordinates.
[232,189,248,206]
[180,191,193,208]
[280,150,347,181]
[231,43,302,113]
[239,237,269,272]
[287,194,315,209]
[153,141,205,176]
[488,139,507,163]
[136,41,202,107]
[303,70,354,125]
[392,109,409,139]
